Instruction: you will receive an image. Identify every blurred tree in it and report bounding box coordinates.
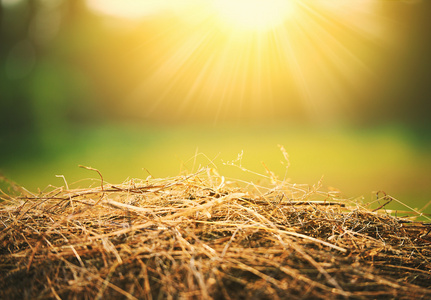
[365,1,431,145]
[1,1,38,158]
[0,0,101,162]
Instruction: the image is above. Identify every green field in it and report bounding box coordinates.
[1,123,430,216]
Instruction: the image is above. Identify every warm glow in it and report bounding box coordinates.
[86,0,198,19]
[212,0,295,32]
[85,0,387,122]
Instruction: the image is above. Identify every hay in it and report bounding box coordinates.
[1,166,431,300]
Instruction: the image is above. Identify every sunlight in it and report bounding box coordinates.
[86,0,199,19]
[212,0,295,32]
[1,0,24,7]
[87,0,161,18]
[85,0,388,122]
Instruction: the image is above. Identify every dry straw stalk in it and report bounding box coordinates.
[1,167,431,299]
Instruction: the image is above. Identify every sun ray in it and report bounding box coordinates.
[93,0,393,122]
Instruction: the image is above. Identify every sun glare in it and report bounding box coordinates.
[212,0,295,32]
[85,0,389,122]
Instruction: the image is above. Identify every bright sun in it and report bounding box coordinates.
[212,0,295,32]
[86,0,386,121]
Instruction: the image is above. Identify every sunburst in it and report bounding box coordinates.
[88,0,388,122]
[211,0,295,32]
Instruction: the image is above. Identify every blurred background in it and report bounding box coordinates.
[1,0,430,214]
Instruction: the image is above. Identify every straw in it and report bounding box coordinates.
[1,165,430,299]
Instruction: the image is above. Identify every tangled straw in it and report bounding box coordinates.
[1,166,430,299]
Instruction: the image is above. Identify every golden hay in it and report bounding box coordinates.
[1,167,431,299]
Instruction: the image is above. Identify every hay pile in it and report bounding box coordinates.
[1,167,431,299]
